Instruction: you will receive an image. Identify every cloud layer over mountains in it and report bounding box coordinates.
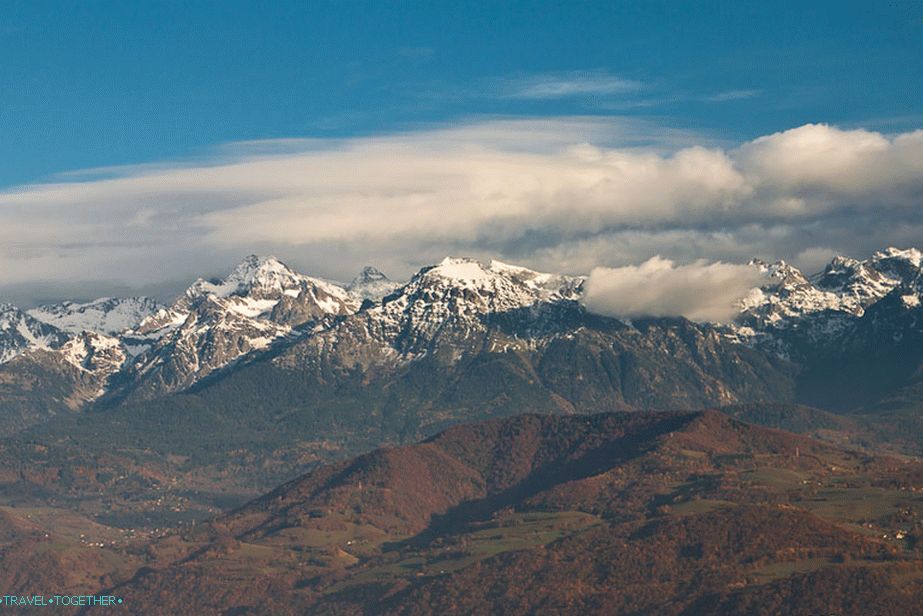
[582,257,767,323]
[0,118,920,304]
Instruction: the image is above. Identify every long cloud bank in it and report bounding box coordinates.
[0,118,921,305]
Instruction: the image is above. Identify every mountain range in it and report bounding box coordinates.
[1,247,920,416]
[0,247,921,519]
[1,248,922,614]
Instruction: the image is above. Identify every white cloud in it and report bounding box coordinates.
[705,89,761,102]
[501,71,642,99]
[737,124,923,201]
[582,257,767,322]
[0,118,920,304]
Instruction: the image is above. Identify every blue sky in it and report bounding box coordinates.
[2,1,921,188]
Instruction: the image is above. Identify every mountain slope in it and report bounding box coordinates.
[89,301,794,469]
[0,304,69,364]
[729,247,923,414]
[90,410,923,616]
[0,350,104,434]
[107,255,360,401]
[285,257,584,364]
[735,247,922,355]
[27,297,162,336]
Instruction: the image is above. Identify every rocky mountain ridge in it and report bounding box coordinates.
[281,257,586,371]
[27,296,164,336]
[0,303,70,364]
[735,247,922,351]
[0,247,919,416]
[109,255,360,399]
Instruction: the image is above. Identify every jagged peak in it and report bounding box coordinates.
[422,257,557,284]
[735,246,922,348]
[397,256,582,308]
[748,257,793,270]
[424,257,496,284]
[748,259,808,287]
[414,257,549,291]
[349,266,391,287]
[0,304,70,364]
[185,255,309,300]
[0,304,54,330]
[357,265,388,279]
[824,255,861,271]
[813,254,895,291]
[347,266,399,301]
[0,302,23,317]
[872,246,922,267]
[27,296,163,336]
[231,253,288,273]
[226,254,300,286]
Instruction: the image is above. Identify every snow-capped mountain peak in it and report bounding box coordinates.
[867,246,923,283]
[420,257,502,289]
[873,246,922,267]
[1,248,919,407]
[743,247,923,324]
[413,257,582,301]
[111,255,361,399]
[488,259,585,299]
[0,303,70,363]
[748,259,810,288]
[735,247,923,355]
[186,255,306,300]
[27,296,163,336]
[282,257,587,368]
[60,331,126,378]
[347,266,401,300]
[137,256,357,334]
[811,256,902,308]
[351,266,389,285]
[188,255,355,309]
